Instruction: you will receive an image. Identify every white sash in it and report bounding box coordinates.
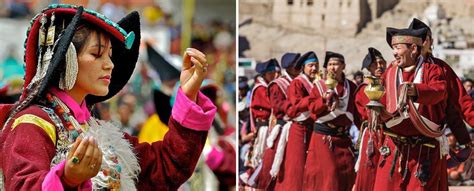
[385,58,440,129]
[314,79,353,123]
[269,121,293,177]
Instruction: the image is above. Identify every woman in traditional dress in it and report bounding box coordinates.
[0,4,216,190]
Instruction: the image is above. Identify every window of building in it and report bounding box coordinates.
[288,0,294,5]
[322,14,325,21]
[307,0,314,6]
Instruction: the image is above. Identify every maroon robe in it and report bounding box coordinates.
[242,78,271,187]
[427,56,472,190]
[1,104,210,190]
[250,80,271,126]
[274,74,313,191]
[255,75,292,190]
[303,77,359,191]
[428,56,472,144]
[353,83,386,191]
[373,60,447,191]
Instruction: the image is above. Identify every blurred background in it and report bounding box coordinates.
[239,0,474,79]
[238,0,474,190]
[0,0,236,190]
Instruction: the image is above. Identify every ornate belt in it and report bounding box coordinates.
[384,131,436,148]
[313,122,347,137]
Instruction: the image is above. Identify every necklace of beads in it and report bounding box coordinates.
[45,92,85,141]
[45,92,123,190]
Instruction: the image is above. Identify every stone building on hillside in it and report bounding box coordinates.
[272,0,399,36]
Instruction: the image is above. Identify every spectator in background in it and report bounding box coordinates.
[1,45,24,82]
[446,132,464,186]
[463,78,473,95]
[6,0,31,18]
[0,44,24,103]
[95,102,112,121]
[116,93,139,136]
[461,129,474,185]
[353,71,364,86]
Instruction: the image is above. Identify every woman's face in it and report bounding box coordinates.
[73,31,114,97]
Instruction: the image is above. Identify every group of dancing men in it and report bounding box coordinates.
[238,18,474,191]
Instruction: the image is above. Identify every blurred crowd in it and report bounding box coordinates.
[0,1,236,191]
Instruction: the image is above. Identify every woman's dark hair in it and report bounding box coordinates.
[49,21,110,90]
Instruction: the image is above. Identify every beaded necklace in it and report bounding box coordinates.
[45,92,85,140]
[44,92,123,190]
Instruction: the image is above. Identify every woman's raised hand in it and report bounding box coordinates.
[180,48,208,102]
[62,136,103,188]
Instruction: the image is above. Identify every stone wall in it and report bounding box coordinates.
[267,0,399,36]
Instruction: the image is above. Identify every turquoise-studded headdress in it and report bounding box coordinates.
[17,4,141,114]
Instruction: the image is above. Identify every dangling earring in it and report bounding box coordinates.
[60,43,78,90]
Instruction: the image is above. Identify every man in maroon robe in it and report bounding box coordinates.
[408,18,472,144]
[408,17,473,190]
[353,47,387,191]
[273,51,319,190]
[303,51,360,191]
[373,27,447,190]
[254,52,301,190]
[240,59,278,187]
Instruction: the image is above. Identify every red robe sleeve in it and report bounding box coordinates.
[1,106,58,190]
[440,58,474,127]
[268,83,290,119]
[354,84,369,122]
[434,57,471,144]
[125,88,216,190]
[287,79,312,118]
[250,86,271,120]
[124,118,207,190]
[413,63,447,105]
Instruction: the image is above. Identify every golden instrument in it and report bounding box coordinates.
[325,72,337,90]
[364,75,385,107]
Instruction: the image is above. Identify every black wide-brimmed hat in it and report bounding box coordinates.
[255,58,279,74]
[386,27,427,48]
[280,52,301,69]
[323,51,344,68]
[408,18,431,33]
[294,51,318,69]
[361,47,384,70]
[22,4,140,106]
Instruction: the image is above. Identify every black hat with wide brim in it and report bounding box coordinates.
[361,47,384,70]
[294,51,318,69]
[323,51,344,68]
[22,4,140,105]
[408,18,431,33]
[280,52,301,69]
[386,27,427,48]
[255,58,279,74]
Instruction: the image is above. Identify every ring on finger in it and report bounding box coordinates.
[89,163,96,170]
[203,66,208,73]
[72,156,80,164]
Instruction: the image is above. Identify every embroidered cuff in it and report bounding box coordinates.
[172,88,217,131]
[42,160,92,191]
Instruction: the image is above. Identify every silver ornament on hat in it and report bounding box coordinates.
[59,42,78,90]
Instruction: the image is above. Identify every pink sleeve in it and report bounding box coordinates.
[205,147,225,171]
[41,160,92,191]
[171,88,217,131]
